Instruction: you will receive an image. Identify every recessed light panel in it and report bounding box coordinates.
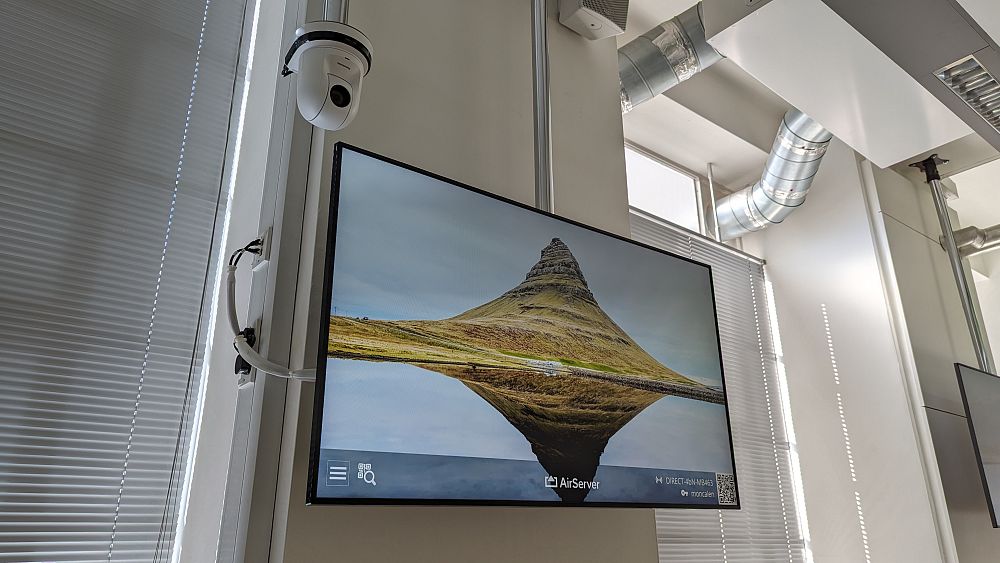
[937,55,1000,133]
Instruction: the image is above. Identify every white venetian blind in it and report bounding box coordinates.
[0,1,247,561]
[629,209,808,562]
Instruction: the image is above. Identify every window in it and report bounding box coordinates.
[630,213,809,562]
[625,146,703,233]
[0,1,250,560]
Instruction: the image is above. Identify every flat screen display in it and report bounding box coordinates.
[309,144,739,508]
[956,363,1000,527]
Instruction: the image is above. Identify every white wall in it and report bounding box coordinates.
[864,163,1000,562]
[968,268,1000,365]
[266,1,653,561]
[742,141,948,562]
[866,166,979,412]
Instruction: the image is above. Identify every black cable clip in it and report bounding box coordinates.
[234,327,257,376]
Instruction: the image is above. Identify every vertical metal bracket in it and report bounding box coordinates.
[532,0,554,213]
[707,162,721,241]
[910,154,994,374]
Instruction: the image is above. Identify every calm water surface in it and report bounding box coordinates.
[321,358,733,472]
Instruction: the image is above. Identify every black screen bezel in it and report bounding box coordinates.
[955,362,1000,528]
[307,143,740,509]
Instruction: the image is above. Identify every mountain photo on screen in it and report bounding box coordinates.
[313,146,737,507]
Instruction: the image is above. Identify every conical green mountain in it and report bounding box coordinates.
[446,238,689,381]
[329,237,700,386]
[328,238,719,502]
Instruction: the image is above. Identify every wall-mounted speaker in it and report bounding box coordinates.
[558,0,628,40]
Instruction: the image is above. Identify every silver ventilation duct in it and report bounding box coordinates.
[618,7,833,240]
[715,110,832,240]
[618,3,721,113]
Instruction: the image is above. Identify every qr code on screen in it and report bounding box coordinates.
[716,473,737,505]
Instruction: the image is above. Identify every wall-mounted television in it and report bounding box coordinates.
[308,144,739,508]
[956,363,1000,527]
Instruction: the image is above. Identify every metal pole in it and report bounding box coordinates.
[694,167,707,238]
[912,154,994,373]
[707,162,721,241]
[531,0,554,212]
[324,0,348,22]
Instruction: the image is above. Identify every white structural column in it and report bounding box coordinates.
[861,160,1000,562]
[742,141,948,562]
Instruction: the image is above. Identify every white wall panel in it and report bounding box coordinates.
[742,141,946,562]
[879,216,973,414]
[926,407,1000,563]
[865,163,1000,561]
[867,165,981,414]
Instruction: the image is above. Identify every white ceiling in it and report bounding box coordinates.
[623,95,766,190]
[708,0,973,168]
[619,0,699,45]
[955,0,1000,47]
[619,0,1000,182]
[890,133,1000,182]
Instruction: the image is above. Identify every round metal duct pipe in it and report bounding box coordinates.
[618,3,721,113]
[715,110,833,241]
[953,224,1000,257]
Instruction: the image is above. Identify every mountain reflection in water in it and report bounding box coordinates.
[416,363,662,502]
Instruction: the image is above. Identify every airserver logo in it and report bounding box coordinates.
[544,476,599,490]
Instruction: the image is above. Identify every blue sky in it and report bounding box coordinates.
[329,148,724,386]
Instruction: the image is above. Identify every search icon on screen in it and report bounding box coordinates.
[363,469,376,486]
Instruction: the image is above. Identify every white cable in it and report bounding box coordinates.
[234,334,316,381]
[226,256,315,381]
[226,264,241,336]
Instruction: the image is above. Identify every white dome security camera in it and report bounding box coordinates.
[281,21,373,131]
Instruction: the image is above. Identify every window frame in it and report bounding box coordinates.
[624,141,708,237]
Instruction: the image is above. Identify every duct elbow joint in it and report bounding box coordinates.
[714,110,832,241]
[617,2,721,114]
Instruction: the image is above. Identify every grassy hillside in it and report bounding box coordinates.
[328,238,705,388]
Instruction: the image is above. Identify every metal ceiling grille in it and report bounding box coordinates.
[0,1,248,560]
[629,210,808,562]
[937,55,1000,132]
